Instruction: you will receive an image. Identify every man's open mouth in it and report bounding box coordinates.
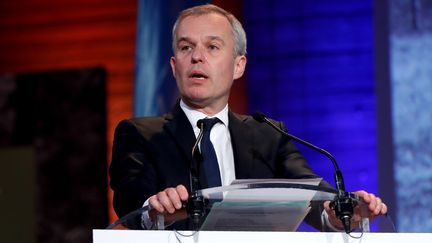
[189,71,208,80]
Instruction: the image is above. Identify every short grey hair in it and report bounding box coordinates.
[172,4,247,57]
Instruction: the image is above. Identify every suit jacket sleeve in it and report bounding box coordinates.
[109,119,160,218]
[109,112,194,221]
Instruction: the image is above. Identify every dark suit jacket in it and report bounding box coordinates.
[109,103,332,230]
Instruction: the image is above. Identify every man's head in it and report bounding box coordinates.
[172,4,247,57]
[170,4,247,114]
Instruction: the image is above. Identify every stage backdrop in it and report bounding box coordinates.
[388,0,432,232]
[243,0,378,231]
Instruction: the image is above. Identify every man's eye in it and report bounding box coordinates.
[209,45,219,50]
[180,45,192,51]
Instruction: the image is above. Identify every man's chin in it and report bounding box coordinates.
[183,97,209,107]
[181,95,215,108]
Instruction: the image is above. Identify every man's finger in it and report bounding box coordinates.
[367,193,378,212]
[381,202,388,214]
[149,194,165,213]
[373,197,383,215]
[323,201,335,215]
[157,191,176,214]
[166,187,183,210]
[176,185,189,201]
[354,190,370,203]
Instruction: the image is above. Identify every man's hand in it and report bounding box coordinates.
[323,190,388,230]
[149,185,189,214]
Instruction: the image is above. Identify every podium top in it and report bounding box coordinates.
[197,178,341,201]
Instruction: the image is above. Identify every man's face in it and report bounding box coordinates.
[170,13,246,111]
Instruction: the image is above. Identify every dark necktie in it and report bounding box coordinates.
[198,117,222,188]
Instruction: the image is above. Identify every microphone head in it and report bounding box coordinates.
[252,111,267,123]
[196,119,204,128]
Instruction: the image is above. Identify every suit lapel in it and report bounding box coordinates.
[229,111,255,179]
[163,103,196,168]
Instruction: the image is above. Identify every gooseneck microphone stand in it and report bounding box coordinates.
[186,120,206,230]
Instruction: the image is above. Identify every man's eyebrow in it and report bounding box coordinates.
[176,37,193,44]
[176,36,225,44]
[207,36,225,44]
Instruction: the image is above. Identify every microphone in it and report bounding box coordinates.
[186,119,206,230]
[191,120,205,160]
[189,120,205,192]
[252,111,354,233]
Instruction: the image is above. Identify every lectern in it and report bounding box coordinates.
[106,179,370,232]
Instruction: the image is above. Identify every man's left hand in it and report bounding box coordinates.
[323,190,388,231]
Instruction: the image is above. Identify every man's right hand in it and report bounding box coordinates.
[149,185,189,214]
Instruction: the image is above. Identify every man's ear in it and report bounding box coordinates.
[170,56,176,77]
[233,55,247,80]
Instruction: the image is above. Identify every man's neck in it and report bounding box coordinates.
[180,100,229,129]
[181,99,228,116]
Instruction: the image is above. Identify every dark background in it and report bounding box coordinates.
[0,68,108,243]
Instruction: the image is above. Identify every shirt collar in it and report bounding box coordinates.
[180,100,229,130]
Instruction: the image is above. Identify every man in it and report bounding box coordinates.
[109,4,387,231]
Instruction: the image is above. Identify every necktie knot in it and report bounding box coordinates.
[197,117,220,132]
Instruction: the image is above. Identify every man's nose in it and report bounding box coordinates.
[191,46,205,63]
